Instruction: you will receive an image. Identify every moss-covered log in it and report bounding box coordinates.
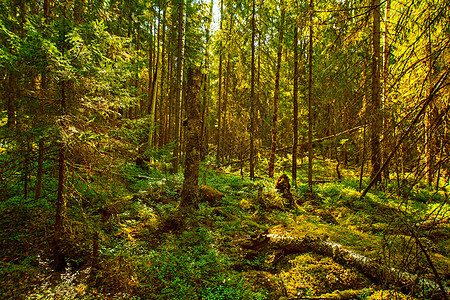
[236,233,449,299]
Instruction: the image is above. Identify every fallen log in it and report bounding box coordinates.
[235,233,449,299]
[279,288,374,300]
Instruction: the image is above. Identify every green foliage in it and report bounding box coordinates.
[96,226,262,300]
[0,261,39,299]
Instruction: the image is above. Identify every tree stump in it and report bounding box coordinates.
[275,174,294,206]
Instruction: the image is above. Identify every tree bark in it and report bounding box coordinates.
[216,0,224,167]
[370,0,382,185]
[92,231,99,270]
[54,21,67,270]
[6,72,16,128]
[181,67,202,207]
[268,0,284,178]
[200,3,212,160]
[23,141,29,200]
[35,139,44,200]
[382,0,391,182]
[222,57,230,163]
[425,16,437,188]
[307,0,314,191]
[249,0,256,179]
[54,144,65,271]
[292,25,299,186]
[171,0,184,174]
[159,8,167,148]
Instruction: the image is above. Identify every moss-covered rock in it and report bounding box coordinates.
[199,185,224,206]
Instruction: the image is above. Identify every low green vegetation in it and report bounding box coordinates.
[1,157,449,299]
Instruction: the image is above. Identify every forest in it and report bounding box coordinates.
[0,0,449,299]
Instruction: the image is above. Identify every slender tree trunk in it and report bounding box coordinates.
[425,17,437,188]
[35,139,44,200]
[92,231,99,270]
[292,25,299,186]
[216,0,224,167]
[359,126,367,191]
[54,144,65,271]
[172,0,184,174]
[43,0,49,21]
[159,8,167,148]
[148,24,154,115]
[382,0,391,182]
[166,38,174,146]
[181,67,202,207]
[249,0,256,179]
[268,0,284,178]
[200,72,208,160]
[7,72,16,128]
[54,17,67,270]
[216,57,223,166]
[370,0,382,185]
[307,0,314,191]
[36,0,50,202]
[223,57,230,163]
[149,13,161,149]
[23,140,30,200]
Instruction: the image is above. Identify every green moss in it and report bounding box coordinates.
[368,290,416,300]
[280,253,371,297]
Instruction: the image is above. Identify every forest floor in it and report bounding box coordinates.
[1,157,450,299]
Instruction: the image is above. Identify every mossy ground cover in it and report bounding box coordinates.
[1,157,449,299]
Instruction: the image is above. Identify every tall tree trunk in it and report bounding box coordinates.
[166,38,174,146]
[307,0,314,191]
[223,57,230,163]
[382,0,391,182]
[200,72,208,160]
[268,0,284,178]
[216,0,224,167]
[148,24,154,115]
[181,67,202,207]
[36,0,50,201]
[292,24,299,186]
[54,144,65,271]
[54,86,66,271]
[159,8,167,148]
[370,0,382,185]
[425,14,437,188]
[172,0,184,174]
[249,0,256,179]
[200,3,212,160]
[216,57,223,166]
[149,12,161,149]
[54,18,67,271]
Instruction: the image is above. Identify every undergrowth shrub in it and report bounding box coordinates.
[112,227,263,300]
